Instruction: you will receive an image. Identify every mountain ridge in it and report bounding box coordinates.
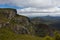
[0,8,60,40]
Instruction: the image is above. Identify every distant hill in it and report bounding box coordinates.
[31,16,60,31]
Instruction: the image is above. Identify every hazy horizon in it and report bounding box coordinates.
[17,13,60,17]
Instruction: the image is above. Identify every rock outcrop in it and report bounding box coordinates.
[0,8,17,28]
[0,8,55,37]
[10,14,31,34]
[0,8,16,19]
[0,8,31,34]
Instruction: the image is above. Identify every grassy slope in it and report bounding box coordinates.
[0,27,57,40]
[0,27,42,40]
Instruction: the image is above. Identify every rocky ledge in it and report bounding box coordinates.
[0,8,54,37]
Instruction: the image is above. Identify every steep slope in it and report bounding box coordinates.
[0,27,42,40]
[0,8,60,40]
[0,8,43,40]
[0,8,32,34]
[10,14,31,34]
[0,8,17,28]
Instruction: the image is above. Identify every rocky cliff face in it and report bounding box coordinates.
[0,8,55,37]
[0,8,16,19]
[10,14,31,34]
[0,8,16,28]
[0,8,31,34]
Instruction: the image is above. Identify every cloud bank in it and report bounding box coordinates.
[17,7,60,13]
[0,0,60,16]
[0,0,60,8]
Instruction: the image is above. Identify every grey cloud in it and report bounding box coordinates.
[0,0,60,8]
[0,0,60,16]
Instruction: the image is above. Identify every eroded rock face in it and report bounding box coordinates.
[11,24,30,34]
[13,15,30,26]
[0,8,35,35]
[10,14,31,34]
[0,8,17,28]
[0,8,17,19]
[0,8,31,34]
[0,8,55,37]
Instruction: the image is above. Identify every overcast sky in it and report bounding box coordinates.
[0,0,60,16]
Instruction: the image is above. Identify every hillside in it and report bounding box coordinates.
[0,8,60,40]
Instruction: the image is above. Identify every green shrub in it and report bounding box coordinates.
[54,31,60,40]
